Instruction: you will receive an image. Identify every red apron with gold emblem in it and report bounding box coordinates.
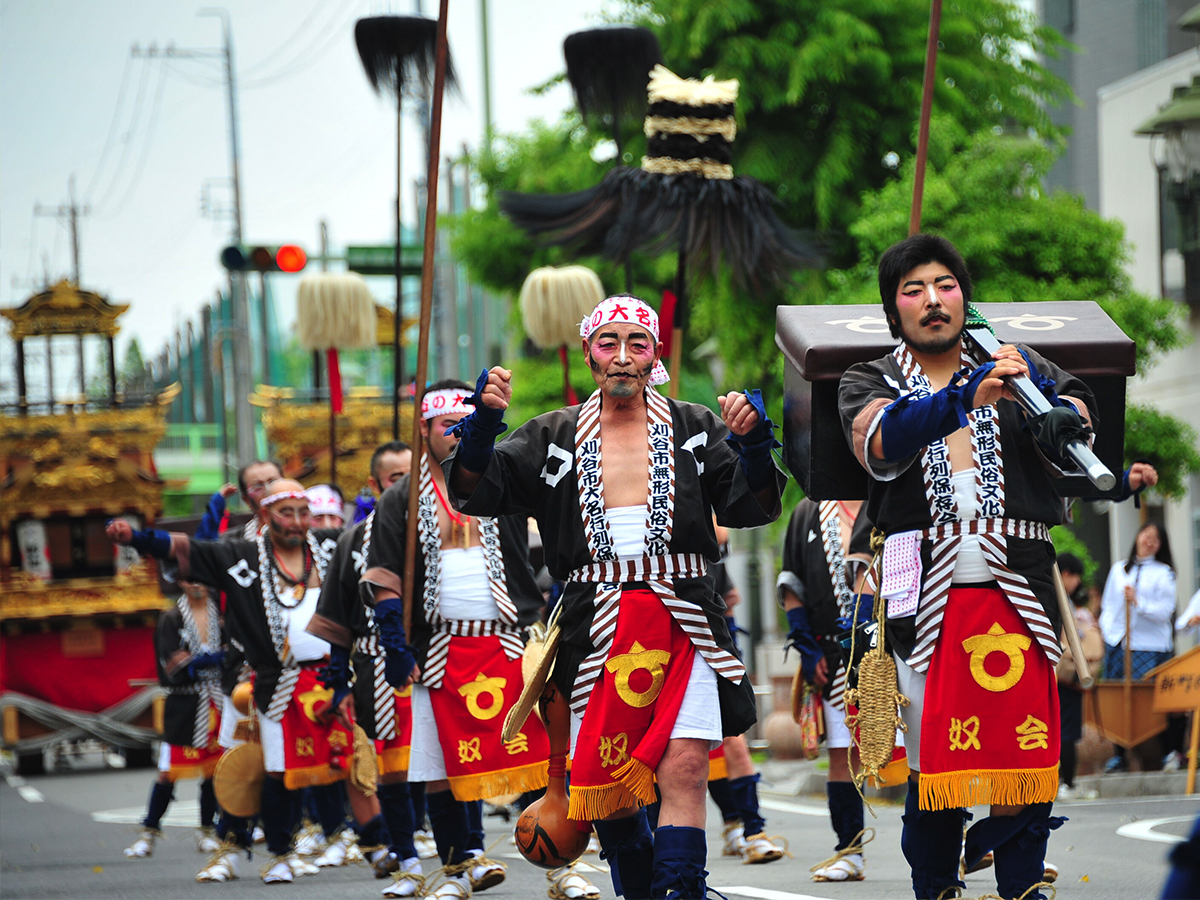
[425,634,550,801]
[167,697,223,781]
[919,586,1059,810]
[376,685,413,776]
[568,588,696,821]
[281,668,354,789]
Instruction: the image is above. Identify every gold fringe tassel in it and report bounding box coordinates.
[447,762,550,803]
[919,765,1059,811]
[611,757,657,805]
[567,781,641,822]
[707,755,728,782]
[377,746,411,776]
[284,764,348,791]
[167,759,221,782]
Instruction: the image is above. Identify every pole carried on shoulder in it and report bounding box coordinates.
[402,0,452,637]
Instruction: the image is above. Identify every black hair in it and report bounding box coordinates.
[370,441,411,483]
[1056,553,1084,576]
[237,459,283,494]
[1124,521,1173,573]
[426,378,473,393]
[877,233,973,339]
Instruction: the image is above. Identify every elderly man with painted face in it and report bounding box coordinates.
[106,480,389,885]
[361,381,551,900]
[837,234,1098,900]
[308,442,426,889]
[443,295,786,900]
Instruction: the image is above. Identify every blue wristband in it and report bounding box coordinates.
[446,369,508,473]
[373,597,409,652]
[724,389,782,492]
[879,363,994,462]
[123,527,172,559]
[784,605,823,683]
[1017,348,1070,409]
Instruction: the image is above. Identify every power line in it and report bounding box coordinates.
[239,0,330,76]
[102,58,169,217]
[241,0,366,89]
[85,54,135,199]
[90,54,154,211]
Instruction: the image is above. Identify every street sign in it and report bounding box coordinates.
[346,245,423,277]
[1149,646,1200,713]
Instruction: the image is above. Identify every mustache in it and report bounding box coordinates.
[921,311,951,325]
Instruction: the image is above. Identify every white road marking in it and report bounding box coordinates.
[759,798,830,818]
[721,888,833,900]
[92,800,201,828]
[1116,816,1192,845]
[5,773,44,803]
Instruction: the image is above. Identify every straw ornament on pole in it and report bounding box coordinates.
[295,273,376,486]
[500,63,818,399]
[518,265,604,405]
[402,0,452,638]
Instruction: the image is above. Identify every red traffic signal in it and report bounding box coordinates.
[220,244,308,273]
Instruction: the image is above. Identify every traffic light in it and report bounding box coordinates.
[220,244,308,273]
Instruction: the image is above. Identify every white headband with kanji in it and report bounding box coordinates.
[304,484,343,518]
[421,388,472,420]
[261,490,308,509]
[579,296,670,386]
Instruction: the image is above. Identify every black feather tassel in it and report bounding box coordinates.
[354,16,458,98]
[500,167,821,290]
[563,27,661,130]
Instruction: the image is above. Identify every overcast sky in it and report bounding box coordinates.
[0,0,609,388]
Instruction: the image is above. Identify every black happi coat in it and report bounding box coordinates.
[778,499,873,697]
[171,529,341,717]
[361,473,543,668]
[308,517,396,739]
[838,343,1097,659]
[155,604,226,748]
[444,394,787,738]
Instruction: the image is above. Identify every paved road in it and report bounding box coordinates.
[2,750,1197,899]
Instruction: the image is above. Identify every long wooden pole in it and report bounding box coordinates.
[1186,709,1199,795]
[402,0,451,637]
[908,0,943,237]
[393,90,404,439]
[1052,563,1093,689]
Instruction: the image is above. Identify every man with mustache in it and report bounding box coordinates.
[838,234,1096,900]
[443,295,786,900]
[107,481,389,884]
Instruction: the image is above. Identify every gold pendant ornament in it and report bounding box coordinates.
[293,583,306,601]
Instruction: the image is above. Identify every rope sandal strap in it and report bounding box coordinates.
[808,826,874,874]
[546,864,601,900]
[384,869,428,896]
[419,857,474,898]
[959,885,1056,900]
[747,833,793,856]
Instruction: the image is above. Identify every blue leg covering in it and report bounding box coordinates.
[143,780,174,830]
[467,798,485,852]
[707,778,738,823]
[650,825,709,900]
[261,776,296,858]
[199,778,217,829]
[594,810,654,899]
[376,782,418,859]
[901,781,966,899]
[426,789,472,866]
[991,803,1066,900]
[729,774,765,837]
[827,781,864,852]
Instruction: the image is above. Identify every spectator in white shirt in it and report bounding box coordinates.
[1176,589,1200,637]
[1099,522,1178,772]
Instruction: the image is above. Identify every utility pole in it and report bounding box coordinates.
[36,175,92,399]
[134,10,254,465]
[35,175,90,285]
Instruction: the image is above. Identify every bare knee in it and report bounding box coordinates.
[426,778,451,793]
[657,740,709,795]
